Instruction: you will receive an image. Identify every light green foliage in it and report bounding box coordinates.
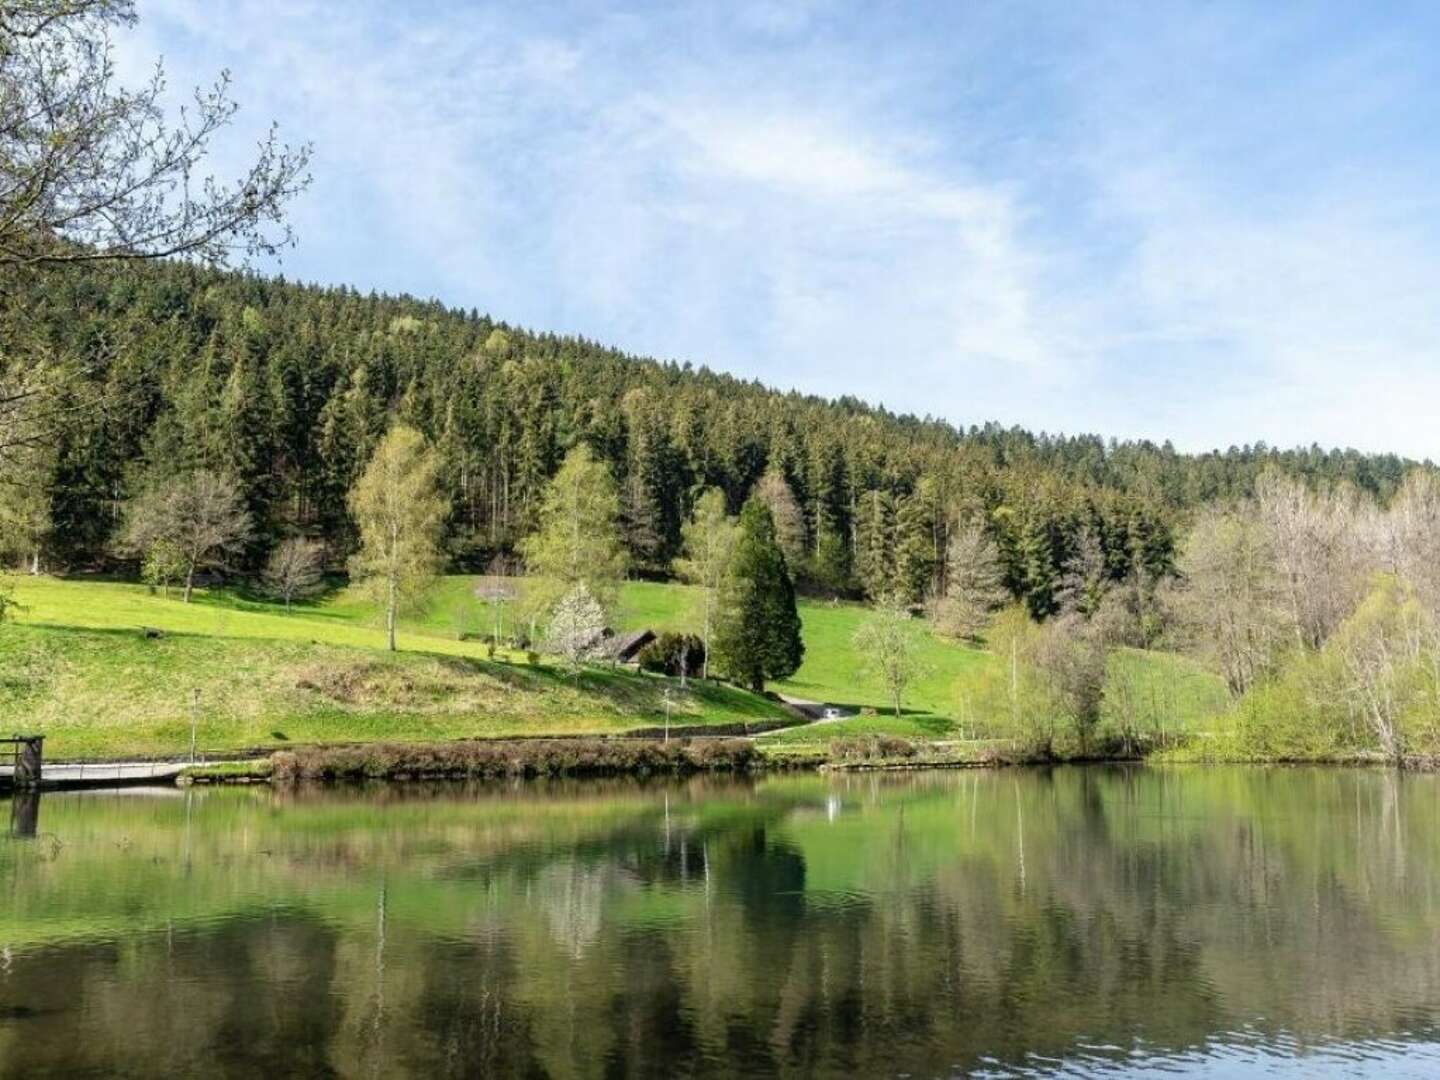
[348,425,446,651]
[852,594,928,716]
[672,487,737,678]
[141,538,187,598]
[521,444,626,614]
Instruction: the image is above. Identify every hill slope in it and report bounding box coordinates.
[0,577,785,759]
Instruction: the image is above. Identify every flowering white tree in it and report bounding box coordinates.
[545,584,607,671]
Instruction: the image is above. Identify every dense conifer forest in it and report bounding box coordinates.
[7,260,1419,616]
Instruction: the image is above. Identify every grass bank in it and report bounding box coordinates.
[0,577,786,759]
[0,574,1232,764]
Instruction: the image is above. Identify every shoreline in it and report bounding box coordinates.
[10,735,1438,793]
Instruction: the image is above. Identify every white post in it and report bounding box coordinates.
[189,688,200,764]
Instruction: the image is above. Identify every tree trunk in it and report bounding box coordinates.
[29,550,39,575]
[387,576,397,652]
[749,674,764,693]
[183,565,196,604]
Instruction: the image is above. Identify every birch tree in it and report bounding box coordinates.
[348,425,445,651]
[673,487,737,679]
[853,593,927,717]
[520,444,626,615]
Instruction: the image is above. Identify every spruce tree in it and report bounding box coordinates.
[712,498,804,692]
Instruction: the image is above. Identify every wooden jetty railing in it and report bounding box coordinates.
[1,735,44,789]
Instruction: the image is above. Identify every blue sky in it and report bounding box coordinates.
[118,2,1440,457]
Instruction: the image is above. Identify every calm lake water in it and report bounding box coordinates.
[2,767,1440,1077]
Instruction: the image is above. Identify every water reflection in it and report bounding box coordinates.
[1,768,1439,1077]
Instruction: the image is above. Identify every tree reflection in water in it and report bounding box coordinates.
[1,768,1439,1077]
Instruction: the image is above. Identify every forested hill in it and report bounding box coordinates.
[9,261,1420,614]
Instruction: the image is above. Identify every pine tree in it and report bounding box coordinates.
[712,498,804,692]
[894,488,936,605]
[853,488,896,601]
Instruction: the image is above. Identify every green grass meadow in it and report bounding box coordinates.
[0,574,1230,760]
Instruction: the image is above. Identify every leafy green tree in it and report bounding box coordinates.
[853,594,927,716]
[348,425,446,651]
[673,488,738,679]
[521,444,626,612]
[712,498,804,692]
[141,538,186,599]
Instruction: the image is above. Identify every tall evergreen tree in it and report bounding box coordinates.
[712,498,804,692]
[853,488,897,600]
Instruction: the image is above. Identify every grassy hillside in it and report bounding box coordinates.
[0,577,784,759]
[0,574,1230,760]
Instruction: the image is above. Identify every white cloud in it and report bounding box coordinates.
[108,1,1440,458]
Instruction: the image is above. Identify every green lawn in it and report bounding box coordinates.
[0,576,785,759]
[0,574,1231,760]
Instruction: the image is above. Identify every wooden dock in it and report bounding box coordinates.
[0,758,192,789]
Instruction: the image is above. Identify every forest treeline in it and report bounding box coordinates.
[2,260,1424,617]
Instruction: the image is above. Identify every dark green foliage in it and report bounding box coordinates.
[713,499,805,691]
[7,259,1424,598]
[637,632,706,677]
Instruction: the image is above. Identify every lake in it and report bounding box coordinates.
[2,767,1439,1077]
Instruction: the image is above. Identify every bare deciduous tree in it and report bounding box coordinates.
[262,537,325,612]
[753,469,806,572]
[933,519,1008,642]
[1381,471,1440,619]
[122,470,251,602]
[1173,506,1287,696]
[1056,522,1110,618]
[1255,470,1371,650]
[0,1,310,270]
